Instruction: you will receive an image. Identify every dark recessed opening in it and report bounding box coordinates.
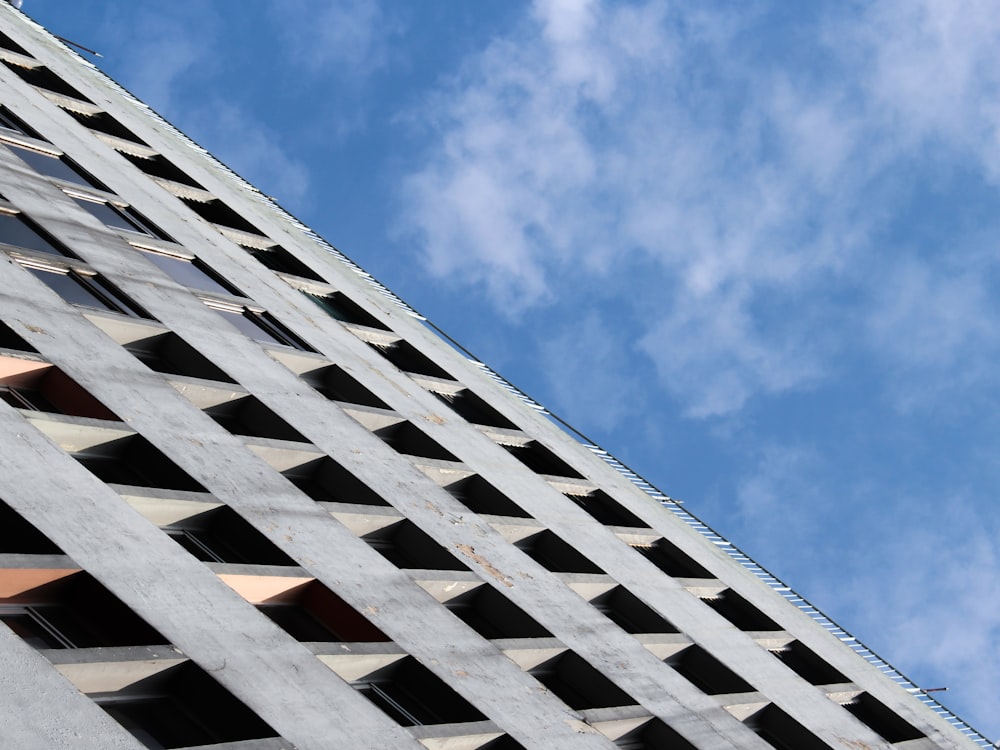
[443,475,529,518]
[590,586,677,634]
[0,358,117,419]
[205,395,306,442]
[843,693,924,743]
[258,581,389,643]
[353,657,486,727]
[283,456,389,506]
[702,590,781,632]
[431,388,517,429]
[300,363,389,409]
[96,662,279,749]
[516,530,604,574]
[181,197,263,235]
[632,538,714,579]
[0,321,35,352]
[302,290,389,330]
[566,489,647,527]
[479,737,527,750]
[0,105,43,139]
[165,507,296,566]
[0,499,62,554]
[530,651,634,710]
[7,143,107,190]
[119,152,203,188]
[364,520,469,572]
[0,572,167,649]
[501,441,583,479]
[613,718,698,750]
[0,211,77,258]
[2,61,93,101]
[368,339,453,380]
[770,641,847,686]
[666,645,755,695]
[746,705,832,750]
[445,585,551,639]
[61,108,146,144]
[373,421,458,461]
[245,245,324,282]
[125,330,235,383]
[74,434,205,492]
[0,30,31,56]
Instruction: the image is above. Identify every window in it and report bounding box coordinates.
[1,61,93,101]
[612,719,697,750]
[119,152,203,188]
[367,339,454,380]
[0,320,35,351]
[745,705,832,750]
[498,439,584,479]
[701,589,781,632]
[840,693,924,743]
[0,498,62,554]
[5,143,106,189]
[351,657,486,727]
[281,455,389,506]
[0,105,43,139]
[515,530,604,574]
[0,211,75,257]
[0,356,117,419]
[363,519,469,571]
[73,197,170,240]
[299,363,389,408]
[528,651,635,710]
[301,290,389,330]
[140,250,239,296]
[589,586,677,635]
[0,29,31,56]
[565,489,647,528]
[430,387,518,429]
[28,266,145,317]
[443,475,530,518]
[94,662,280,749]
[0,572,167,650]
[60,108,146,145]
[443,584,551,640]
[768,641,846,686]
[211,305,313,351]
[73,434,205,492]
[180,197,264,234]
[632,538,714,579]
[255,581,389,643]
[164,507,296,566]
[245,244,323,281]
[665,645,755,695]
[204,395,306,441]
[122,330,234,383]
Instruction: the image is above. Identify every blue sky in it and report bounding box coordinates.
[27,0,999,739]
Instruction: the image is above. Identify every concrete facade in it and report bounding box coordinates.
[0,7,988,750]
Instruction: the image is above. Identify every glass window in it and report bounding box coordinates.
[142,251,237,295]
[212,307,310,350]
[73,197,170,240]
[29,267,142,317]
[0,213,72,256]
[0,106,43,139]
[6,144,105,189]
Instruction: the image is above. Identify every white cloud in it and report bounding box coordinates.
[399,0,1000,420]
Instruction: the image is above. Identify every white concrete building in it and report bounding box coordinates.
[0,6,990,750]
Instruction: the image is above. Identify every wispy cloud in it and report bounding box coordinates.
[268,0,400,81]
[398,0,1000,419]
